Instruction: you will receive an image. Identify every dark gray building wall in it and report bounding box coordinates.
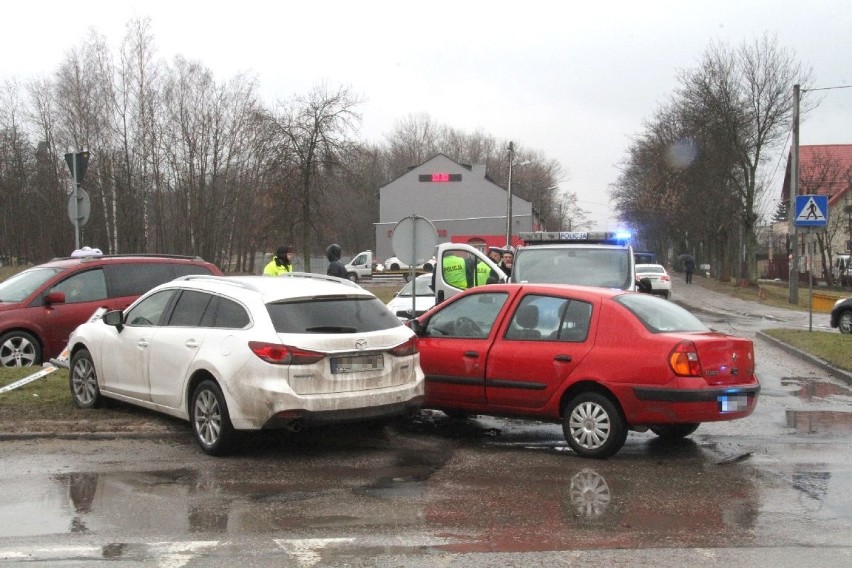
[376,154,533,261]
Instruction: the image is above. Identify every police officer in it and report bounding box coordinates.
[263,245,294,275]
[475,255,492,286]
[442,250,468,290]
[486,246,504,284]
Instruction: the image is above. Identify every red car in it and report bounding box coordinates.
[408,283,760,458]
[0,254,221,367]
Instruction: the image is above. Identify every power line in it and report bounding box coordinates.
[804,84,852,93]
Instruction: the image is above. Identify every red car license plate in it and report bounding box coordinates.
[718,394,749,412]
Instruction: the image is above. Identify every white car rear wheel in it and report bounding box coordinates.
[191,380,237,456]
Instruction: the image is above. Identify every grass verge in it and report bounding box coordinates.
[762,328,852,372]
[0,367,78,421]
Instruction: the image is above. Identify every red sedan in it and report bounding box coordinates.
[408,284,760,458]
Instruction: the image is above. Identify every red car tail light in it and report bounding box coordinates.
[660,274,670,282]
[249,341,324,365]
[669,340,703,376]
[389,335,418,357]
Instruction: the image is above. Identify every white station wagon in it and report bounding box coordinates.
[67,273,424,455]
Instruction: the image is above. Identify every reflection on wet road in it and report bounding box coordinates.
[0,409,849,565]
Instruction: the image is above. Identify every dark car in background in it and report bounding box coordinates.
[830,297,852,334]
[0,254,221,367]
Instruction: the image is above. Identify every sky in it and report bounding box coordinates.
[2,0,850,231]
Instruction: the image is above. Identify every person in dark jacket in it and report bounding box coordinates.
[684,257,695,284]
[501,247,515,279]
[326,244,348,279]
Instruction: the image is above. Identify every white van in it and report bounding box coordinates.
[430,231,637,304]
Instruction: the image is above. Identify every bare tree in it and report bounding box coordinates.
[385,112,441,176]
[267,83,362,271]
[680,35,812,283]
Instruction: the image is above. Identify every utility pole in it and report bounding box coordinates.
[789,85,800,305]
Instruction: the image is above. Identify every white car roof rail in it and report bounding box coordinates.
[277,272,361,288]
[174,274,263,293]
[175,272,361,291]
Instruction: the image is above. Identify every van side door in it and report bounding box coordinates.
[432,243,506,304]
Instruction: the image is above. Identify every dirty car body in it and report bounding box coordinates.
[67,274,424,455]
[409,283,759,458]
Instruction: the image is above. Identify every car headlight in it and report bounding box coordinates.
[835,298,846,308]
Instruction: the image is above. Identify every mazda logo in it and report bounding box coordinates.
[355,339,367,350]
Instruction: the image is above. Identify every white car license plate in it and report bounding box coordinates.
[331,354,383,374]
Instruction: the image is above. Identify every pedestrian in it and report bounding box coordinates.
[684,257,695,284]
[263,245,294,276]
[326,244,348,279]
[501,247,515,279]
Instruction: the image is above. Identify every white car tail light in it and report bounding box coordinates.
[389,336,418,357]
[249,341,324,365]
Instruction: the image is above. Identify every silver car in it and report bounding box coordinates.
[386,274,436,320]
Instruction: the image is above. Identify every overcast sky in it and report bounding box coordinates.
[2,0,850,230]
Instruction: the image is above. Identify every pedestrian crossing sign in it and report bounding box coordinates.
[794,195,828,227]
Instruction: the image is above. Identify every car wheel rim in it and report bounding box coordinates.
[71,359,96,404]
[0,336,37,368]
[568,401,611,450]
[841,313,852,333]
[194,390,222,447]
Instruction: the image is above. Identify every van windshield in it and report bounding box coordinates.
[512,247,633,290]
[0,268,62,302]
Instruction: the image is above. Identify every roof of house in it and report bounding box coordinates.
[781,144,852,206]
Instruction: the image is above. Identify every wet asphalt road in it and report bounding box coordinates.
[0,281,850,566]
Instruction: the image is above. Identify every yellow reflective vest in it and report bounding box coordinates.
[263,258,294,276]
[475,261,491,286]
[442,255,468,289]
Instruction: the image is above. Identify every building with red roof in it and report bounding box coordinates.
[780,144,852,283]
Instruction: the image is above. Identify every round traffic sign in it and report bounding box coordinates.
[67,188,91,227]
[390,215,438,266]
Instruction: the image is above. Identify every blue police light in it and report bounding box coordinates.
[614,231,632,242]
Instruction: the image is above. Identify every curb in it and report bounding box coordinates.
[756,331,852,387]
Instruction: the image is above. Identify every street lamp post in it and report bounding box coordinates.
[506,142,515,248]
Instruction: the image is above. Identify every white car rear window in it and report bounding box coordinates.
[268,297,402,333]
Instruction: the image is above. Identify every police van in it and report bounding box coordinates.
[431,231,637,303]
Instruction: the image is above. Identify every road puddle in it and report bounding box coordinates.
[781,377,852,401]
[786,410,852,434]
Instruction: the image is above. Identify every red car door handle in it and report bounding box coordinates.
[464,351,479,358]
[554,355,573,362]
